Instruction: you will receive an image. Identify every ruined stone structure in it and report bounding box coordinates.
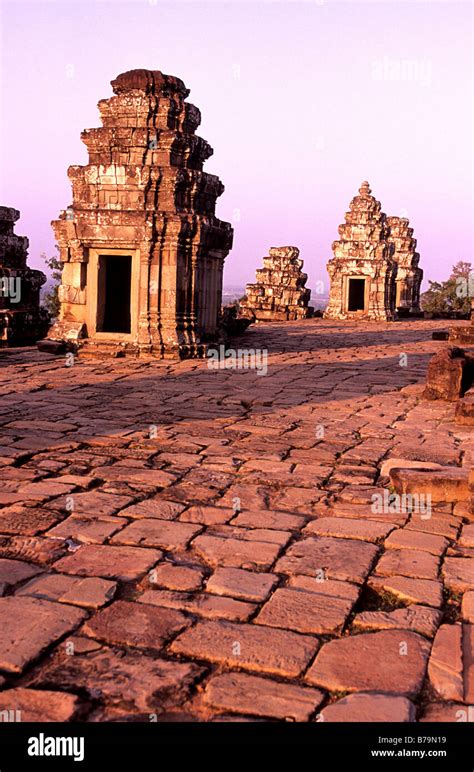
[386,216,423,315]
[0,206,49,346]
[324,182,397,321]
[41,69,233,357]
[324,182,422,321]
[239,246,312,321]
[450,299,474,345]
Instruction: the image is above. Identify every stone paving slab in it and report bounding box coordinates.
[0,319,472,721]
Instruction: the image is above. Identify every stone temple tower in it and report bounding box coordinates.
[0,206,49,346]
[41,69,233,357]
[324,182,397,321]
[386,216,423,315]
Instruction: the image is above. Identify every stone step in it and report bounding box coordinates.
[36,339,66,355]
[389,467,470,502]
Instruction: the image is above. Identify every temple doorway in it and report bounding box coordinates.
[348,278,365,312]
[97,254,132,333]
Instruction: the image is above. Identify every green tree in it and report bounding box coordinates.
[421,261,472,316]
[42,247,62,318]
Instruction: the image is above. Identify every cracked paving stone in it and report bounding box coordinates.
[275,536,378,584]
[82,599,189,648]
[179,506,235,525]
[170,619,318,678]
[92,467,176,488]
[405,514,460,540]
[374,549,440,580]
[54,544,161,581]
[352,605,442,638]
[230,509,306,532]
[0,506,61,536]
[208,524,290,547]
[47,515,127,544]
[0,596,86,673]
[459,525,474,548]
[463,624,474,703]
[17,480,77,500]
[138,589,256,622]
[49,491,134,517]
[304,516,393,543]
[462,591,474,623]
[288,575,361,602]
[0,687,81,721]
[206,567,278,602]
[0,535,69,566]
[110,519,202,551]
[442,558,474,593]
[118,499,186,520]
[306,630,431,697]
[203,672,324,721]
[368,575,444,608]
[256,587,353,634]
[0,558,43,588]
[149,563,204,592]
[318,692,416,722]
[384,529,449,555]
[428,624,464,702]
[26,646,204,713]
[192,534,281,570]
[16,573,117,609]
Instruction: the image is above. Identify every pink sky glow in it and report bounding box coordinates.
[0,0,472,293]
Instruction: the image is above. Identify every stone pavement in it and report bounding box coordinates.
[0,318,472,722]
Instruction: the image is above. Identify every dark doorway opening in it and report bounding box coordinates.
[348,278,365,312]
[97,254,132,333]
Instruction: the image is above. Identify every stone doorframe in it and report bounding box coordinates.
[342,274,370,315]
[86,247,140,340]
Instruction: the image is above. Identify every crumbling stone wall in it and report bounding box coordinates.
[239,246,312,321]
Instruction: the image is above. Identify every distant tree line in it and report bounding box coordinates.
[421,261,472,316]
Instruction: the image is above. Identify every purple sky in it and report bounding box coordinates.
[0,0,472,293]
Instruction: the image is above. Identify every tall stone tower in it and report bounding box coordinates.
[42,69,233,357]
[0,206,49,346]
[324,182,397,321]
[386,216,423,315]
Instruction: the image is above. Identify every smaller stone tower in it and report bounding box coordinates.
[239,246,313,321]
